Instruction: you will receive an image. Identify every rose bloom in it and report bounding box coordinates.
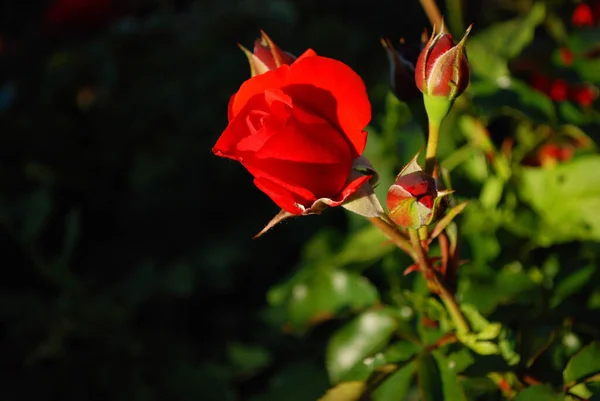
[212,51,372,215]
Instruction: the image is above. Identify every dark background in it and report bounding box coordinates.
[0,1,570,400]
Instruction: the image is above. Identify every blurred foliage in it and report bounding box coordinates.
[1,0,600,400]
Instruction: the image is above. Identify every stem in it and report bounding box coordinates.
[445,0,465,35]
[419,0,443,28]
[434,273,470,335]
[367,216,416,261]
[409,228,470,336]
[425,121,440,175]
[408,229,428,273]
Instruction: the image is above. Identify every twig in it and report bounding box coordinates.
[420,0,443,28]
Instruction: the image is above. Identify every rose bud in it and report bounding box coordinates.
[213,51,384,236]
[381,37,423,103]
[238,31,308,77]
[415,22,471,101]
[571,2,594,27]
[569,84,598,107]
[386,155,452,229]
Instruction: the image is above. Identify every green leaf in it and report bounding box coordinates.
[318,382,366,401]
[566,30,600,85]
[514,385,563,401]
[517,156,600,245]
[372,361,416,401]
[447,349,475,373]
[0,189,53,243]
[467,3,545,80]
[268,268,379,330]
[564,341,600,388]
[331,224,395,269]
[416,352,444,401]
[470,78,556,123]
[383,341,421,363]
[227,343,271,375]
[326,309,397,383]
[550,265,596,308]
[433,351,468,401]
[252,361,329,401]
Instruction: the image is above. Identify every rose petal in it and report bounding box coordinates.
[255,104,353,165]
[296,49,318,61]
[213,95,269,160]
[314,174,371,209]
[246,157,349,203]
[230,65,292,119]
[284,56,371,155]
[230,55,371,156]
[253,176,305,214]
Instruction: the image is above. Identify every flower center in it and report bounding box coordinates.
[246,110,269,135]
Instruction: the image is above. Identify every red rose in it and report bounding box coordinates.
[549,79,569,102]
[212,52,374,218]
[572,2,594,27]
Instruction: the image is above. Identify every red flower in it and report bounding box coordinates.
[559,47,574,66]
[530,72,550,93]
[212,52,373,217]
[537,143,573,167]
[549,79,569,101]
[569,85,597,106]
[415,23,471,100]
[572,2,594,27]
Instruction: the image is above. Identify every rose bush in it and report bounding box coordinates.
[212,50,375,220]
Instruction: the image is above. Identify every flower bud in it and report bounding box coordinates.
[386,155,451,229]
[381,37,423,103]
[415,23,471,101]
[239,30,296,77]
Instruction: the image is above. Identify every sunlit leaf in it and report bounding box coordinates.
[513,385,563,401]
[326,309,397,383]
[564,342,600,389]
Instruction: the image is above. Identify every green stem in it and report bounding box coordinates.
[445,0,465,36]
[425,121,440,175]
[435,274,470,335]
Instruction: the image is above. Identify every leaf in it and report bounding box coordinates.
[433,351,468,401]
[252,361,329,401]
[447,349,475,373]
[470,78,556,123]
[564,341,600,389]
[468,341,500,356]
[302,225,395,272]
[326,309,397,383]
[460,304,501,340]
[429,201,468,241]
[566,30,600,85]
[332,225,395,269]
[550,265,596,308]
[467,3,546,80]
[318,382,366,401]
[517,156,600,245]
[513,385,563,401]
[268,268,379,330]
[0,189,53,243]
[227,343,271,375]
[416,352,444,401]
[61,208,81,263]
[372,361,416,401]
[383,341,421,363]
